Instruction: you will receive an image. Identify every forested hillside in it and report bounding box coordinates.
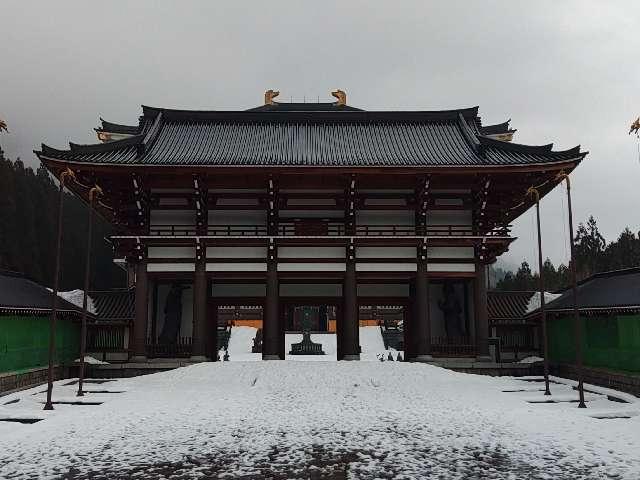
[0,148,124,290]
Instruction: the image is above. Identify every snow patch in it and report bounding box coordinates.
[57,289,96,314]
[525,291,561,314]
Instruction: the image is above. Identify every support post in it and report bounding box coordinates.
[474,263,490,360]
[77,185,102,397]
[527,187,551,396]
[404,281,416,361]
[44,168,75,411]
[556,171,586,408]
[263,239,281,360]
[414,242,432,361]
[191,243,208,361]
[131,258,148,361]
[341,241,360,360]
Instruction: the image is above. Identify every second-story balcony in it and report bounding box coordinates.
[147,221,511,237]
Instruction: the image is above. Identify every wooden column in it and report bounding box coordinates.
[191,244,208,361]
[131,259,148,361]
[404,280,416,361]
[341,241,360,360]
[474,263,490,359]
[414,242,432,361]
[263,253,281,360]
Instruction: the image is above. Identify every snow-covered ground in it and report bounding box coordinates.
[0,363,638,479]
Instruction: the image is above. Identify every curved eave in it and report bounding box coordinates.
[95,118,141,135]
[36,153,584,174]
[140,104,481,123]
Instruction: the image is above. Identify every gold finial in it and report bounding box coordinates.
[629,117,640,135]
[89,184,103,202]
[331,89,347,106]
[526,186,540,202]
[264,89,280,105]
[60,168,76,185]
[0,117,8,133]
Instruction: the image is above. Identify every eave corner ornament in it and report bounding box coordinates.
[264,89,280,105]
[331,89,347,106]
[0,117,8,133]
[629,117,640,136]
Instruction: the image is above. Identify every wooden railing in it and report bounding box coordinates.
[146,337,193,358]
[431,336,476,357]
[87,323,127,353]
[147,224,510,237]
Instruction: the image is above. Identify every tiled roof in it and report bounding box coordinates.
[544,268,640,312]
[488,291,536,323]
[0,271,85,316]
[36,104,586,168]
[89,289,134,322]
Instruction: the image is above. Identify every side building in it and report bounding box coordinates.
[36,91,586,361]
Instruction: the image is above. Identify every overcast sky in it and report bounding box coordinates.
[2,0,639,271]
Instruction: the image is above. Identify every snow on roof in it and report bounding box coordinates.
[57,290,96,314]
[525,291,562,314]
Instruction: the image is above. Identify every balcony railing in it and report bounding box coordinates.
[148,224,511,237]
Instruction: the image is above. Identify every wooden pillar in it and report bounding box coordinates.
[341,242,360,360]
[263,259,281,359]
[131,259,148,361]
[414,244,432,360]
[191,245,208,361]
[404,280,416,361]
[474,263,490,359]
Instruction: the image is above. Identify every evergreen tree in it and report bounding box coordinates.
[574,215,606,279]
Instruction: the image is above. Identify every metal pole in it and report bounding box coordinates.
[556,171,586,408]
[44,168,75,411]
[77,186,101,397]
[527,187,551,396]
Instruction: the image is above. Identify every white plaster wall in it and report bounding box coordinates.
[357,211,414,226]
[278,246,345,258]
[427,246,475,259]
[206,263,267,272]
[357,247,416,259]
[277,263,346,272]
[154,283,194,339]
[357,284,410,297]
[207,246,267,258]
[427,263,476,273]
[147,263,195,272]
[212,284,266,297]
[356,263,417,272]
[280,284,342,297]
[208,210,266,225]
[150,210,196,226]
[279,210,343,218]
[148,246,195,259]
[427,210,472,226]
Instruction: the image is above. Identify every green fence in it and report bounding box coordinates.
[548,314,640,373]
[0,314,80,374]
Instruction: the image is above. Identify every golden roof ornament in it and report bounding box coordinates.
[0,117,8,133]
[264,89,280,105]
[331,89,347,106]
[629,117,640,136]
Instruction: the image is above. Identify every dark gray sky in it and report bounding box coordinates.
[2,0,639,270]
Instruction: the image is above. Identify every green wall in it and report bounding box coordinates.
[548,313,640,373]
[0,314,80,374]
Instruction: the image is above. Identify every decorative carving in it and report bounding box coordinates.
[331,89,347,106]
[0,117,8,133]
[438,282,464,338]
[630,117,640,135]
[264,89,280,105]
[158,283,186,344]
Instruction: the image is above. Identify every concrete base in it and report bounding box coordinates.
[476,355,493,363]
[129,355,147,363]
[189,355,208,362]
[262,355,282,360]
[415,354,435,362]
[342,354,360,361]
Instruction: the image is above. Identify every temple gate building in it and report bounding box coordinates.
[36,90,586,361]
